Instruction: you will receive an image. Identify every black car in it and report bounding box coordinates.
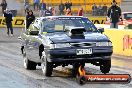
[20,16,113,76]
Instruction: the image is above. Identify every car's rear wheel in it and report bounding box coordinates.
[100,60,111,74]
[23,50,37,70]
[41,51,53,77]
[72,63,85,77]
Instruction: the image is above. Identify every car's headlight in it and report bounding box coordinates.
[96,42,112,46]
[50,43,71,49]
[108,42,112,46]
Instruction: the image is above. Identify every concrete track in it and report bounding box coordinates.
[0,28,132,88]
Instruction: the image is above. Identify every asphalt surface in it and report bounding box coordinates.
[0,28,132,88]
[0,0,23,10]
[0,0,24,16]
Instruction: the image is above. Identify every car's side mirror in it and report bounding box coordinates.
[29,31,39,35]
[98,28,104,33]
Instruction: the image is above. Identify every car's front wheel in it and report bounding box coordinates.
[23,50,37,70]
[41,51,53,77]
[100,60,111,74]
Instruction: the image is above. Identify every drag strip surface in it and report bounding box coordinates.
[0,28,131,88]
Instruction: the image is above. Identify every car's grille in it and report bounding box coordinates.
[70,42,95,47]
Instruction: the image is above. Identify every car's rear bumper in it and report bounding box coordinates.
[45,47,113,63]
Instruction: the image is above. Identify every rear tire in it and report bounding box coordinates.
[72,63,85,77]
[100,60,111,74]
[23,50,37,70]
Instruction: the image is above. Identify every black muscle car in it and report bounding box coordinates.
[20,16,113,76]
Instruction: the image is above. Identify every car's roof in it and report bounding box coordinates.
[39,16,85,20]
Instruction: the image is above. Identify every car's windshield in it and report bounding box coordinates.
[124,13,132,20]
[42,17,98,33]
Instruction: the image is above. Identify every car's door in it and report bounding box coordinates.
[25,19,41,62]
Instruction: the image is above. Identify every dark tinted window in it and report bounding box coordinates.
[42,17,98,33]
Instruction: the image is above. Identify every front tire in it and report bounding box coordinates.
[100,60,111,74]
[41,51,53,77]
[23,50,37,70]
